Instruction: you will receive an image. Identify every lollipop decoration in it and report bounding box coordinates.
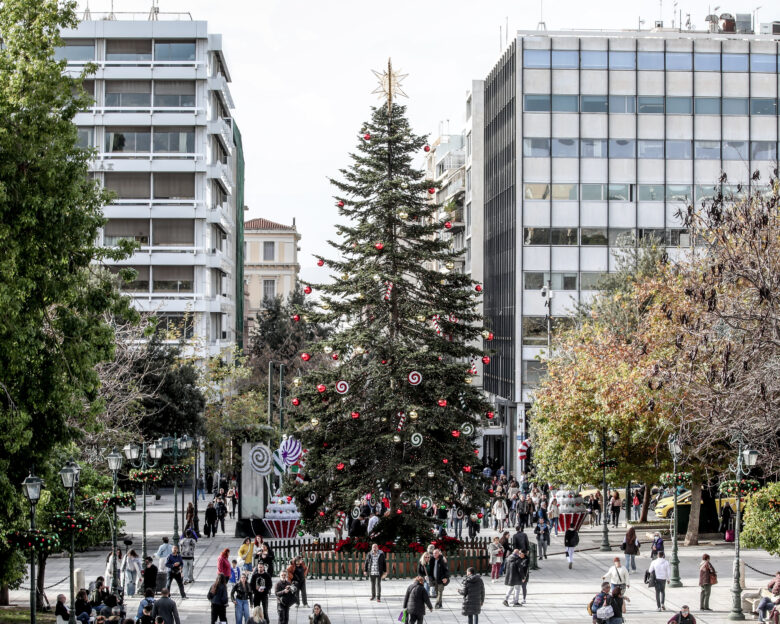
[249,444,273,475]
[407,371,422,386]
[410,432,423,447]
[280,438,303,467]
[335,380,350,395]
[419,496,433,510]
[461,422,475,436]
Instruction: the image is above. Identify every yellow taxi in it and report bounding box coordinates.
[655,491,736,519]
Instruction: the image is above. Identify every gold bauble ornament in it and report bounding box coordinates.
[341,273,350,280]
[446,261,455,270]
[321,303,330,310]
[310,418,319,426]
[398,211,409,220]
[409,410,418,420]
[410,472,416,478]
[440,279,446,285]
[427,471,435,478]
[354,346,365,355]
[381,417,387,422]
[464,377,473,384]
[292,377,302,387]
[323,345,333,354]
[372,274,381,282]
[416,314,426,322]
[393,435,401,443]
[481,330,491,339]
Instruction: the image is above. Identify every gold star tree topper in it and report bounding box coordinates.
[372,58,408,111]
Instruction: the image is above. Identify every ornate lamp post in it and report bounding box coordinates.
[589,428,618,551]
[729,433,758,621]
[668,434,682,587]
[160,434,192,545]
[58,460,81,624]
[123,441,163,560]
[106,448,123,595]
[22,470,43,624]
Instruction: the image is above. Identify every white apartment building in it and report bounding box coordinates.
[473,18,780,475]
[59,15,243,358]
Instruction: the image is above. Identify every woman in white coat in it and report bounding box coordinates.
[492,498,509,531]
[104,548,123,591]
[122,549,143,596]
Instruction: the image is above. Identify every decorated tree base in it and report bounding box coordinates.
[263,494,301,538]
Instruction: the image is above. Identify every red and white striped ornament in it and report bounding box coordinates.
[468,357,478,375]
[383,281,394,301]
[518,439,531,460]
[333,511,347,531]
[432,315,442,335]
[396,411,407,431]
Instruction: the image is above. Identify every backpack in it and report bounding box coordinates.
[587,591,606,616]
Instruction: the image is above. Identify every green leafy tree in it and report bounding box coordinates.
[0,0,135,598]
[742,482,780,556]
[286,102,490,540]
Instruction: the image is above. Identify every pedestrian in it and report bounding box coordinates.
[498,531,511,575]
[610,492,621,527]
[459,566,485,624]
[511,525,530,555]
[564,525,579,569]
[290,555,309,607]
[185,503,195,532]
[366,510,380,537]
[238,538,254,573]
[403,575,433,624]
[648,551,672,610]
[248,605,265,624]
[549,496,560,536]
[651,531,665,559]
[517,494,529,529]
[249,562,272,619]
[622,527,639,572]
[417,551,432,594]
[586,496,596,527]
[136,589,156,621]
[535,501,549,524]
[141,558,158,595]
[138,603,154,624]
[205,502,218,538]
[198,474,206,501]
[217,548,232,581]
[492,497,508,531]
[216,497,228,533]
[602,557,629,593]
[363,543,387,603]
[467,512,480,539]
[231,572,252,624]
[151,589,181,624]
[257,544,274,578]
[589,582,612,624]
[698,553,717,611]
[227,487,237,519]
[274,571,297,624]
[429,548,450,609]
[165,546,187,599]
[632,491,641,521]
[155,537,172,581]
[502,548,529,607]
[122,549,142,596]
[452,506,464,539]
[755,571,780,622]
[594,492,603,525]
[75,589,92,622]
[609,586,629,624]
[308,603,331,624]
[207,574,229,624]
[719,502,734,537]
[487,536,503,582]
[104,548,123,591]
[179,530,197,584]
[534,517,550,559]
[667,605,697,623]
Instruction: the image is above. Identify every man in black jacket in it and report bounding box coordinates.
[250,562,272,618]
[429,549,449,609]
[363,544,387,602]
[141,558,158,595]
[511,526,530,555]
[274,571,297,624]
[564,527,579,569]
[403,576,433,624]
[151,588,181,624]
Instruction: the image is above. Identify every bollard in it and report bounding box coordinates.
[530,542,538,570]
[73,567,85,599]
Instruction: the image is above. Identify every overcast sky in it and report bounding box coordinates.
[79,0,769,282]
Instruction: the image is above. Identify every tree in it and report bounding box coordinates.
[742,482,780,556]
[285,100,491,540]
[0,0,135,596]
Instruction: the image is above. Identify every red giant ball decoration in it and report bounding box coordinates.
[292,398,300,406]
[444,221,452,229]
[375,242,384,250]
[482,356,491,365]
[304,286,312,294]
[301,353,311,361]
[337,200,344,207]
[475,284,483,292]
[331,353,339,360]
[351,411,360,419]
[424,145,431,152]
[292,314,301,322]
[451,430,460,438]
[486,411,495,419]
[364,133,371,140]
[336,462,345,471]
[428,188,436,194]
[317,384,326,393]
[317,259,324,266]
[437,399,447,407]
[442,458,449,464]
[463,466,472,473]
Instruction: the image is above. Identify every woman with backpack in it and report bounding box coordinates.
[208,575,229,624]
[622,527,640,572]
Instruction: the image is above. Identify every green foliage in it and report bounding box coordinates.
[742,482,780,556]
[285,103,490,540]
[0,0,135,587]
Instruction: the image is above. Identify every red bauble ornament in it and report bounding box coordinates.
[475,284,483,292]
[486,411,495,419]
[292,398,300,406]
[482,356,491,365]
[317,259,324,266]
[319,511,325,517]
[304,286,312,294]
[488,488,494,494]
[463,466,472,473]
[375,242,384,250]
[331,353,339,360]
[337,200,344,207]
[473,449,480,455]
[336,462,345,471]
[487,332,494,341]
[396,509,403,514]
[287,496,292,502]
[317,384,326,393]
[477,512,484,519]
[437,399,447,407]
[428,187,436,194]
[421,502,428,509]
[451,430,460,438]
[381,359,387,364]
[292,314,301,322]
[442,458,449,464]
[444,221,452,229]
[364,133,371,140]
[301,353,311,361]
[424,145,431,152]
[351,411,360,419]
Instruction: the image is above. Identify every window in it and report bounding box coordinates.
[752,141,776,160]
[521,317,547,345]
[523,50,550,68]
[607,184,632,201]
[666,140,692,159]
[105,39,152,62]
[695,184,719,201]
[523,228,550,245]
[581,228,608,245]
[155,314,194,339]
[722,98,749,115]
[104,80,151,107]
[609,228,635,246]
[609,139,635,158]
[666,97,692,114]
[581,272,607,290]
[609,51,635,69]
[153,266,193,292]
[111,265,149,291]
[54,40,94,62]
[152,219,194,246]
[552,95,579,112]
[694,140,720,160]
[552,50,579,68]
[581,95,608,113]
[638,184,665,201]
[609,95,636,113]
[665,52,692,71]
[637,51,664,70]
[104,172,150,199]
[581,183,605,200]
[154,41,196,62]
[638,140,664,159]
[639,228,667,244]
[523,183,550,200]
[751,54,776,73]
[694,53,720,71]
[551,183,578,200]
[524,95,550,112]
[153,173,195,199]
[550,228,578,245]
[580,50,608,69]
[212,181,227,207]
[263,279,276,301]
[581,139,607,158]
[153,127,195,153]
[523,138,550,157]
[750,98,777,115]
[722,141,748,160]
[552,138,578,157]
[666,185,692,201]
[694,97,720,114]
[263,241,275,261]
[668,228,691,246]
[638,96,664,114]
[522,360,547,386]
[104,127,151,153]
[722,53,748,72]
[524,273,545,290]
[154,81,196,107]
[104,219,149,246]
[76,127,93,149]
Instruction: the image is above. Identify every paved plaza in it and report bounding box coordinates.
[10,489,780,624]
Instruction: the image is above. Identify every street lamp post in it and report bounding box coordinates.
[106,448,123,596]
[123,441,163,560]
[161,434,192,546]
[668,434,682,587]
[541,279,553,352]
[589,428,618,551]
[59,460,80,624]
[728,433,758,621]
[22,470,43,624]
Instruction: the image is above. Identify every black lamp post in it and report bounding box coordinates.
[22,470,43,624]
[588,428,618,551]
[58,460,80,624]
[106,448,123,595]
[160,434,192,545]
[668,434,682,587]
[729,433,758,621]
[123,441,163,560]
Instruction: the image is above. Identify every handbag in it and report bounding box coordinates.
[596,604,615,619]
[397,609,408,623]
[428,585,437,598]
[710,565,718,585]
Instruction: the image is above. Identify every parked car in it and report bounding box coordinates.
[655,491,736,519]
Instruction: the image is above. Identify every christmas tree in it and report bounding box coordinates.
[286,63,492,540]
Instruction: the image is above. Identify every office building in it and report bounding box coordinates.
[476,19,780,474]
[59,14,244,359]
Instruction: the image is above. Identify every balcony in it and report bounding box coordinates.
[208,117,234,155]
[207,161,233,196]
[207,73,234,109]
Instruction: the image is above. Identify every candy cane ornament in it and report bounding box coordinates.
[432,315,442,336]
[383,281,394,301]
[396,411,407,431]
